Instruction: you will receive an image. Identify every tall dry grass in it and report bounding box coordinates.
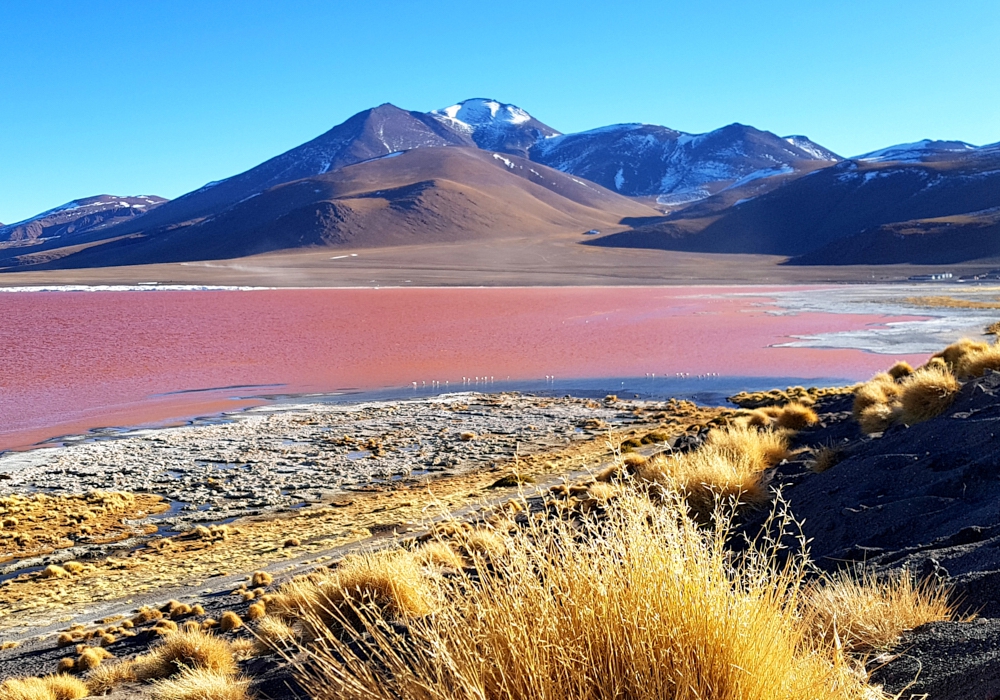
[291,493,887,700]
[630,425,790,516]
[804,569,960,654]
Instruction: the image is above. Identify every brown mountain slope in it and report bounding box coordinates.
[8,148,658,270]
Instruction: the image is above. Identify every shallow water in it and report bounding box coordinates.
[0,286,929,451]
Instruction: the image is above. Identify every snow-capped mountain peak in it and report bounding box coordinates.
[429,98,560,157]
[432,98,538,131]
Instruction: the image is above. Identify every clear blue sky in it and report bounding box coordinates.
[1,0,998,224]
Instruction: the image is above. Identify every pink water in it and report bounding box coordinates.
[0,287,926,451]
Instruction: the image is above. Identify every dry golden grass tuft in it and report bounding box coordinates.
[292,493,890,700]
[804,569,961,654]
[584,482,622,502]
[0,675,89,700]
[899,367,961,425]
[887,361,914,380]
[957,342,1000,379]
[84,661,137,695]
[853,373,901,420]
[269,550,436,641]
[254,615,298,651]
[600,425,792,517]
[132,629,237,680]
[857,403,899,435]
[38,676,88,700]
[987,321,1000,336]
[773,402,820,430]
[702,424,790,470]
[932,338,989,371]
[150,668,250,700]
[251,571,273,587]
[459,529,508,561]
[75,646,111,671]
[414,541,465,571]
[810,444,843,473]
[218,611,243,633]
[40,565,68,579]
[247,602,266,621]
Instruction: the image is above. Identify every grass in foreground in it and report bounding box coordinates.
[288,493,891,700]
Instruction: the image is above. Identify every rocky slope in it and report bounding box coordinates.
[0,196,166,245]
[531,122,839,203]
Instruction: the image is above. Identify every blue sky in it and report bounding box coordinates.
[1,0,998,223]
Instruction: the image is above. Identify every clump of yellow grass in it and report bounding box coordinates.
[898,366,961,424]
[804,569,960,654]
[131,629,237,680]
[956,342,1000,379]
[931,338,989,372]
[268,550,437,642]
[0,675,89,700]
[290,493,887,700]
[151,668,251,700]
[606,425,790,517]
[854,358,963,433]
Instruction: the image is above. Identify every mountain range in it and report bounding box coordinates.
[1,98,997,271]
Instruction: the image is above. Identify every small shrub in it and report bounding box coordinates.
[254,616,297,651]
[151,668,250,700]
[251,571,273,587]
[39,676,88,700]
[40,565,68,579]
[858,403,897,434]
[932,338,989,370]
[218,611,243,633]
[958,343,1000,379]
[810,445,842,473]
[414,541,465,570]
[84,661,136,695]
[132,629,236,680]
[0,675,88,700]
[75,647,111,671]
[247,603,266,621]
[899,367,960,424]
[774,402,820,430]
[852,373,900,418]
[269,551,435,640]
[887,361,914,380]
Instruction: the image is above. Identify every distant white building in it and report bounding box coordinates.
[908,273,953,281]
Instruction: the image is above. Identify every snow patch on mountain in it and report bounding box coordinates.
[856,140,978,163]
[783,136,839,161]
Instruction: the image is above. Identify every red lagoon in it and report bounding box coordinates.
[0,287,925,451]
